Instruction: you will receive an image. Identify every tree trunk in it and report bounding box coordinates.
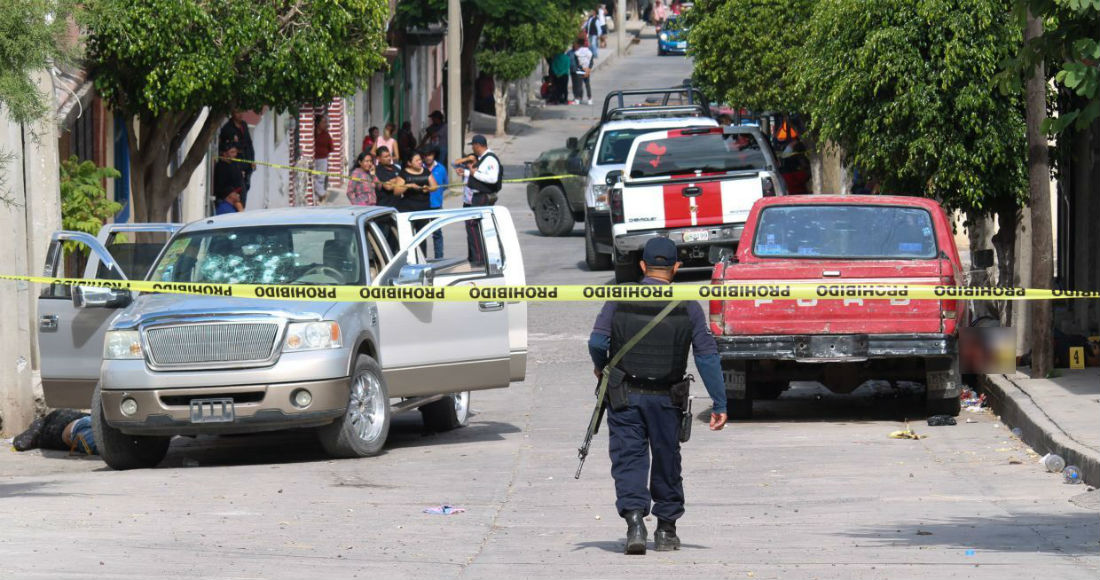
[493,79,508,137]
[1024,11,1053,377]
[127,111,221,223]
[516,77,528,118]
[993,198,1018,329]
[460,14,488,145]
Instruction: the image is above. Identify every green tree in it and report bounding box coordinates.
[0,0,74,203]
[58,156,122,255]
[477,6,580,135]
[686,0,814,115]
[398,0,590,138]
[1012,0,1100,133]
[798,0,1027,216]
[0,0,73,123]
[83,0,389,223]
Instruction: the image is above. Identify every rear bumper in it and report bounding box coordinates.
[716,333,957,361]
[613,224,743,255]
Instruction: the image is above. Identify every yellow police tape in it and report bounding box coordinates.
[2,274,1099,303]
[222,157,574,193]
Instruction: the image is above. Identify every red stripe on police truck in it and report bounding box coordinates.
[662,180,724,228]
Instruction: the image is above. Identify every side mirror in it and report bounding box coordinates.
[395,263,434,287]
[73,286,132,309]
[605,170,623,186]
[566,137,579,150]
[566,156,585,174]
[972,249,995,269]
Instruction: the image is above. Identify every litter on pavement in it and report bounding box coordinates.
[1041,453,1066,473]
[889,423,925,440]
[960,390,988,412]
[926,415,957,426]
[1063,466,1083,484]
[423,505,466,515]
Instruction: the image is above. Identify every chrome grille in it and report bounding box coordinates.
[145,322,280,366]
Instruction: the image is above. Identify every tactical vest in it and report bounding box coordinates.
[468,152,503,194]
[610,300,693,387]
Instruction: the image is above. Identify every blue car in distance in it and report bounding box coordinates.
[658,16,688,56]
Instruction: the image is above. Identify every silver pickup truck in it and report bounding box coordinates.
[37,206,527,469]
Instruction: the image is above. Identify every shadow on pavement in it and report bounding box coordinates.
[840,512,1099,555]
[150,413,521,469]
[572,540,710,553]
[385,415,522,450]
[694,382,944,424]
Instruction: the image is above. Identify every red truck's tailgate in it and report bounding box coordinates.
[713,260,947,335]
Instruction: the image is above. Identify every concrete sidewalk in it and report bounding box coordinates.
[983,367,1100,486]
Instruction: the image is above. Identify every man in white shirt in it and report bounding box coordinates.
[572,39,595,105]
[454,134,502,265]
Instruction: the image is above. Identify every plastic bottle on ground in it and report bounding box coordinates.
[1042,453,1066,473]
[1063,465,1082,484]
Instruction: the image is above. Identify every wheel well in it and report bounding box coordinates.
[538,180,565,194]
[351,338,378,373]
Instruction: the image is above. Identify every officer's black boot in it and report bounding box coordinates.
[654,519,681,551]
[623,510,647,555]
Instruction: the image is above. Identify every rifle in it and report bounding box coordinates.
[576,300,682,479]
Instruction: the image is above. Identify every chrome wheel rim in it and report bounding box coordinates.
[348,371,386,443]
[453,391,470,424]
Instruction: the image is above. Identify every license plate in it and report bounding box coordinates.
[189,398,235,423]
[683,229,710,243]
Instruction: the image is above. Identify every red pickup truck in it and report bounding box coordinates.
[708,195,966,419]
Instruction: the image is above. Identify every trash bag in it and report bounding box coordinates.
[927,415,957,426]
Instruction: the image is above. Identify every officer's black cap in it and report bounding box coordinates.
[468,134,488,146]
[642,237,678,267]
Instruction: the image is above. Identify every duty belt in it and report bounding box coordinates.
[624,382,676,396]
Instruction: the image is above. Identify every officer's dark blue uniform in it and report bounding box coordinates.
[588,237,727,555]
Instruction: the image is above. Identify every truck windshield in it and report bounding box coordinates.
[629,132,767,178]
[753,205,938,259]
[150,225,363,285]
[598,126,709,165]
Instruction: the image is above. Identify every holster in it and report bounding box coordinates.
[670,376,693,443]
[606,367,629,411]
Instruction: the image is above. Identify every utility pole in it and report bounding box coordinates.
[1024,10,1053,378]
[447,0,463,185]
[617,0,627,57]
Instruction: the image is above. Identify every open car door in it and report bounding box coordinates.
[37,224,179,408]
[374,208,521,397]
[396,206,528,382]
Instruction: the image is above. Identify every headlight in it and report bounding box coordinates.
[284,321,342,352]
[660,32,669,41]
[591,184,609,211]
[104,331,143,360]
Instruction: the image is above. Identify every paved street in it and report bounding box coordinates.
[1,32,1097,580]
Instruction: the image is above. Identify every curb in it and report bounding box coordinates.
[981,373,1100,487]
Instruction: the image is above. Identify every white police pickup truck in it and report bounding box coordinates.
[605,125,786,282]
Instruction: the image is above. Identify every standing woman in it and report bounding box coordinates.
[362,126,380,156]
[394,152,437,213]
[376,123,399,162]
[346,152,378,206]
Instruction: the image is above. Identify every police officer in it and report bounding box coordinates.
[454,134,502,265]
[588,237,728,555]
